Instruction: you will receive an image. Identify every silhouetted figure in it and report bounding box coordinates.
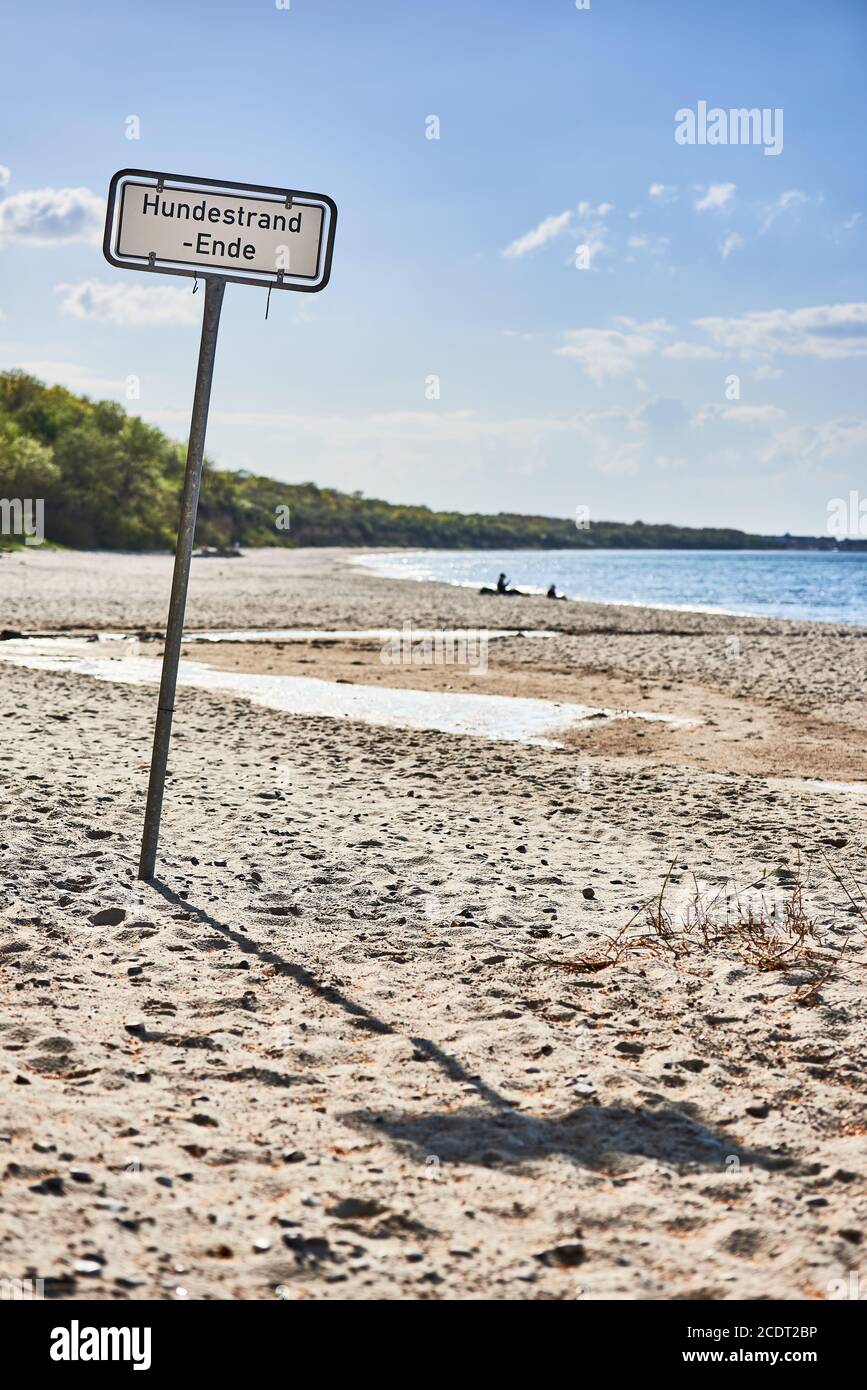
[479,572,525,596]
[547,583,567,600]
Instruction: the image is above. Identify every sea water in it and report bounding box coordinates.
[352,548,867,627]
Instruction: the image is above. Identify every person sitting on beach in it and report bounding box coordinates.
[479,572,525,596]
[546,583,567,600]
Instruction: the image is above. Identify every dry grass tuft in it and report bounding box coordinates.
[531,849,862,1002]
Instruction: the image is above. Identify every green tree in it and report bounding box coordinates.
[0,415,59,495]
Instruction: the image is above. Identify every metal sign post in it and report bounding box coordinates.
[138,275,224,880]
[102,169,337,881]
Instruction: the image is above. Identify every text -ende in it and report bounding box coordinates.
[191,231,255,261]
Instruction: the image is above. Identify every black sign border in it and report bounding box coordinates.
[103,168,337,293]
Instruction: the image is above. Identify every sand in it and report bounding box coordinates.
[1,547,865,1301]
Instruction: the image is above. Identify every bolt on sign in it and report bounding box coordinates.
[103,170,337,880]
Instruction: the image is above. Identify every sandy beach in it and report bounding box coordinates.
[1,547,865,1301]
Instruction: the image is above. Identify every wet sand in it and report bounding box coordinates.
[1,547,866,1300]
[173,633,867,783]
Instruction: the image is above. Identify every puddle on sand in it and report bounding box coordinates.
[766,776,867,798]
[0,636,698,748]
[182,627,560,644]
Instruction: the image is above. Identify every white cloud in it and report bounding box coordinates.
[557,317,672,384]
[694,183,736,213]
[694,403,786,429]
[502,210,571,258]
[694,302,867,361]
[0,186,104,245]
[729,405,787,426]
[614,316,673,332]
[0,166,11,190]
[721,232,744,259]
[571,202,616,271]
[648,183,677,203]
[661,341,722,361]
[758,417,867,471]
[759,189,808,235]
[55,279,201,325]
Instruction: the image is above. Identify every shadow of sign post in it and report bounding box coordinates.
[102,168,337,880]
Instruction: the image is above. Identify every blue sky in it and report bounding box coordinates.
[1,0,866,533]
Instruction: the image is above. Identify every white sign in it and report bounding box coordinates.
[104,170,336,292]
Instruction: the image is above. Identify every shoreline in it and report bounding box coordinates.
[347,547,867,630]
[2,544,865,636]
